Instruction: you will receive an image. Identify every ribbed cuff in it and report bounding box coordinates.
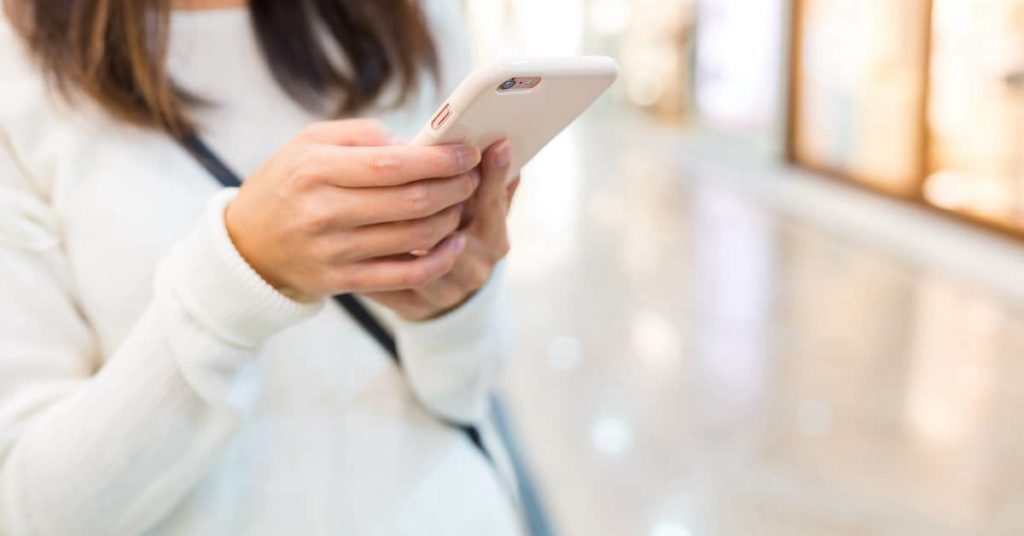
[159,189,323,348]
[388,262,510,423]
[390,262,505,350]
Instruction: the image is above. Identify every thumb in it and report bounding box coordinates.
[467,140,512,236]
[480,140,512,199]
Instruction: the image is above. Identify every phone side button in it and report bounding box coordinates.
[431,103,451,130]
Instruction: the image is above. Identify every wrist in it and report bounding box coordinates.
[158,189,324,348]
[224,200,318,303]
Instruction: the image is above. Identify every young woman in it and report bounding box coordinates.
[0,0,523,534]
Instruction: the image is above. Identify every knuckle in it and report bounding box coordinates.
[406,210,459,251]
[292,167,319,189]
[321,234,354,262]
[439,146,468,173]
[290,148,326,187]
[403,184,434,214]
[369,150,402,174]
[407,219,441,249]
[297,205,334,235]
[401,264,434,288]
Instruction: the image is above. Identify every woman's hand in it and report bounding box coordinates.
[365,141,520,321]
[224,119,482,302]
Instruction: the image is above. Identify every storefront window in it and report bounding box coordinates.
[789,0,1024,237]
[924,0,1024,231]
[790,0,930,195]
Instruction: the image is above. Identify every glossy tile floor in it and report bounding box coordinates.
[499,107,1024,536]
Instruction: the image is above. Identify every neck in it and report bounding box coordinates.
[172,0,247,11]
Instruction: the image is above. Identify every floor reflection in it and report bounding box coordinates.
[501,108,1024,535]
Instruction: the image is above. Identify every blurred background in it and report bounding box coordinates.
[461,1,1024,535]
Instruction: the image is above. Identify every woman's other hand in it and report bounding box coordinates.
[225,119,482,302]
[365,141,519,321]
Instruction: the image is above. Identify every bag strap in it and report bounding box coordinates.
[177,134,487,459]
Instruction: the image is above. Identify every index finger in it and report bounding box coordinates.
[308,143,482,188]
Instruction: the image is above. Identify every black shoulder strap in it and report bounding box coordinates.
[178,134,487,458]
[334,294,399,360]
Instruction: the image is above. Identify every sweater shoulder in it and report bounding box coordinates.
[0,11,71,199]
[0,13,70,249]
[0,10,49,104]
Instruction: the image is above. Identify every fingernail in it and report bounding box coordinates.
[494,142,511,168]
[471,170,481,188]
[453,233,467,253]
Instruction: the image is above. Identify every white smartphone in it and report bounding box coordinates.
[413,57,618,180]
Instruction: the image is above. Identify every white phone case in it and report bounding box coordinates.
[413,57,618,180]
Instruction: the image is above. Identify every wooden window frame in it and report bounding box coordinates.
[784,0,1024,241]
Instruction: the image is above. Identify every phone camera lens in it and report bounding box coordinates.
[499,78,516,90]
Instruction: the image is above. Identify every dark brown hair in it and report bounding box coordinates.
[5,0,439,136]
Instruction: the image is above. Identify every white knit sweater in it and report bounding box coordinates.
[0,4,522,535]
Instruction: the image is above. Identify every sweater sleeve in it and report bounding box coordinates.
[371,262,513,425]
[0,124,321,536]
